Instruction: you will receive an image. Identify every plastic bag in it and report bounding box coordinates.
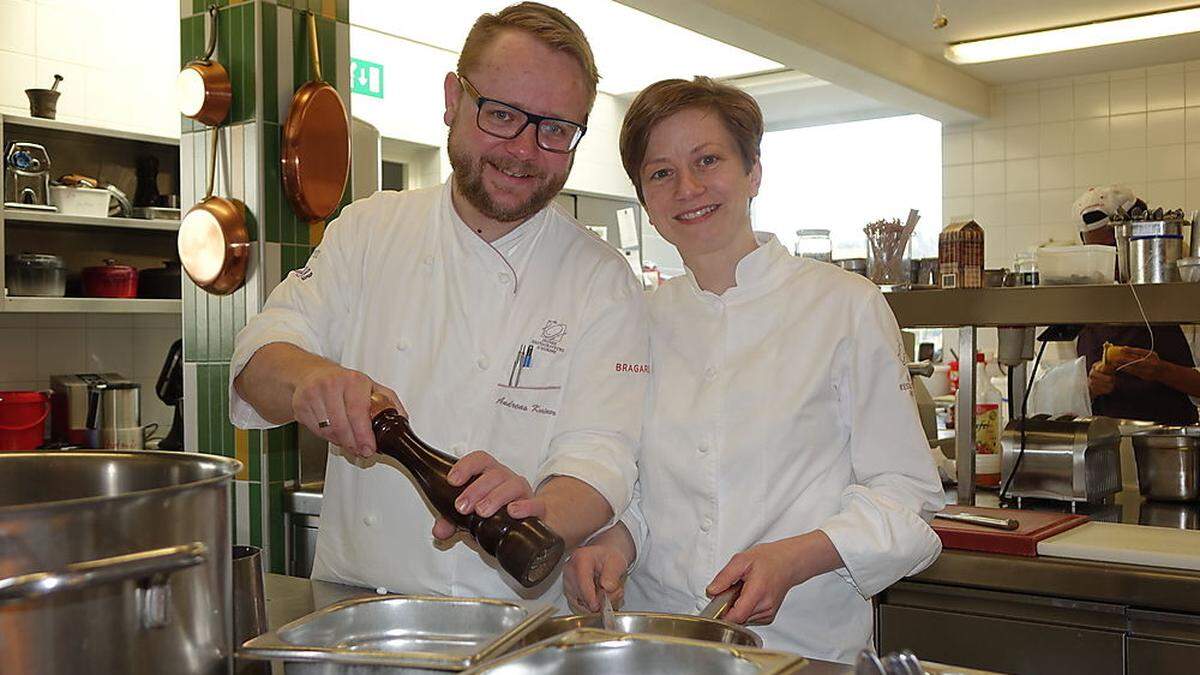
[1027,356,1093,418]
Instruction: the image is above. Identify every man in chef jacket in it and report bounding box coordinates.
[228,3,649,601]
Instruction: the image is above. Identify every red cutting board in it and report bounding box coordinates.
[932,506,1089,557]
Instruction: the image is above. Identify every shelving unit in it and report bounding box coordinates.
[2,114,181,314]
[884,284,1200,506]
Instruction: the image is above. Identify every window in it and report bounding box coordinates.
[753,115,943,260]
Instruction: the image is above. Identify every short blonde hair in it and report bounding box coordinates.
[458,2,599,107]
[620,77,763,203]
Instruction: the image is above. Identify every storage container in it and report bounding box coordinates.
[938,220,984,288]
[48,184,110,217]
[5,253,67,296]
[0,390,50,450]
[793,229,832,262]
[1035,245,1115,285]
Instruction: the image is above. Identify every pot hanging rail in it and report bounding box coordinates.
[281,10,350,223]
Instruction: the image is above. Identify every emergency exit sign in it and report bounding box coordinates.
[351,58,384,98]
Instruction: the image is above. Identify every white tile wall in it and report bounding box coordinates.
[0,0,181,138]
[0,313,181,443]
[943,58,1200,269]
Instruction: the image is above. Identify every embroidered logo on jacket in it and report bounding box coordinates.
[532,320,567,354]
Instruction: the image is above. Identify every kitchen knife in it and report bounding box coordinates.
[934,512,1020,531]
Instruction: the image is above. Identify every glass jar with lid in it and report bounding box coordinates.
[794,229,832,262]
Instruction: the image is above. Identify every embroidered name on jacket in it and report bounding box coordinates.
[615,362,651,374]
[496,396,557,416]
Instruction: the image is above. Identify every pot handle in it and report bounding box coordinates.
[0,542,207,603]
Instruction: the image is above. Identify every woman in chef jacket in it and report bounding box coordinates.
[563,77,945,663]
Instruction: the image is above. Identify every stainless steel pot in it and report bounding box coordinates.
[0,451,241,674]
[1132,427,1199,502]
[1127,220,1185,283]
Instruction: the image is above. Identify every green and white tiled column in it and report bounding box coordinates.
[179,0,351,573]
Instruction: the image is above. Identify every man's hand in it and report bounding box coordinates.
[431,451,546,541]
[563,524,634,612]
[1088,360,1117,397]
[292,362,403,457]
[1105,345,1163,380]
[707,531,842,626]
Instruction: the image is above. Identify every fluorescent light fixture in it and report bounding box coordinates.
[945,6,1200,64]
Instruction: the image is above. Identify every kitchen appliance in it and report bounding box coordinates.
[4,141,54,209]
[5,252,67,296]
[1000,414,1123,503]
[25,74,63,119]
[1127,219,1185,283]
[0,450,239,675]
[177,6,232,127]
[1132,427,1199,502]
[794,228,832,262]
[239,595,555,672]
[85,380,142,449]
[82,258,139,298]
[0,390,50,450]
[139,259,183,298]
[281,11,350,223]
[469,629,806,675]
[50,373,129,445]
[155,339,185,450]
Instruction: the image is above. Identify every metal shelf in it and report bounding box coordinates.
[885,283,1200,328]
[2,297,181,313]
[2,210,179,232]
[1,114,179,146]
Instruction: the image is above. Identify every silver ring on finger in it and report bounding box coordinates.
[318,419,332,429]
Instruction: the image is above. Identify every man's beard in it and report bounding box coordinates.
[448,132,569,223]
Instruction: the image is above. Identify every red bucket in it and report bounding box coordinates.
[0,390,50,451]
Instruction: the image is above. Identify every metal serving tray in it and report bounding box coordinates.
[239,594,554,672]
[465,628,808,675]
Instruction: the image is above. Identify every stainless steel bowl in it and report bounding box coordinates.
[1132,427,1200,502]
[511,611,761,650]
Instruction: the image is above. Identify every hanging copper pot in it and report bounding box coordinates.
[178,126,250,295]
[281,11,350,223]
[176,5,232,127]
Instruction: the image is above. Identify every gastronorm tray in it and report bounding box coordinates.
[239,594,554,672]
[464,627,808,674]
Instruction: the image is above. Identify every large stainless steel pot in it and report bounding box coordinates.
[0,451,241,675]
[1132,427,1200,502]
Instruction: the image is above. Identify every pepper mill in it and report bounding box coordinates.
[368,393,565,587]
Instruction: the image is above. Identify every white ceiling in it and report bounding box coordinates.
[815,0,1200,84]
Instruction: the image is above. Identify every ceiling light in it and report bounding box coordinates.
[945,6,1200,64]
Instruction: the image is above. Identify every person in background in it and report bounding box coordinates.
[229,3,649,601]
[1073,186,1200,425]
[562,77,944,663]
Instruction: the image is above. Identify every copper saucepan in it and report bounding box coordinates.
[281,11,349,223]
[513,584,761,649]
[177,126,250,295]
[176,5,232,127]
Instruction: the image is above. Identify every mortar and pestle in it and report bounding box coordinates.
[26,75,63,119]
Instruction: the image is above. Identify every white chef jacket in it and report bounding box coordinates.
[229,181,650,603]
[622,233,944,663]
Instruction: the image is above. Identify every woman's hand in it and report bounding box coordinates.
[707,530,843,626]
[563,523,635,612]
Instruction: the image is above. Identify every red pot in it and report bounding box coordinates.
[82,259,138,298]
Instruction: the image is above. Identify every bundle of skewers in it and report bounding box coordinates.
[864,209,920,284]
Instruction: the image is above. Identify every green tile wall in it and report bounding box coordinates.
[181,0,350,574]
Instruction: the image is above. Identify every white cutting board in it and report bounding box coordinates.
[1037,521,1200,571]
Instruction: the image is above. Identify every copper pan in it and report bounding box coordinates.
[281,11,349,223]
[178,126,250,296]
[176,5,232,127]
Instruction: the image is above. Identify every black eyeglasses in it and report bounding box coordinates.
[458,75,587,154]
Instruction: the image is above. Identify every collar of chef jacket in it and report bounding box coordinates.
[679,232,796,304]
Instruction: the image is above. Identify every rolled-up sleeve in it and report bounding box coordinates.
[535,273,650,524]
[818,291,945,598]
[229,205,362,429]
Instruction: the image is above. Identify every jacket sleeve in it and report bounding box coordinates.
[534,268,650,526]
[817,290,945,598]
[228,205,364,430]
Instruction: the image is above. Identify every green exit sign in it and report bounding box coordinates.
[351,58,384,98]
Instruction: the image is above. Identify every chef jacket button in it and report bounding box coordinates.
[423,255,434,266]
[703,366,717,381]
[477,355,490,370]
[698,443,710,454]
[395,340,409,351]
[363,514,377,527]
[497,272,511,284]
[700,517,713,533]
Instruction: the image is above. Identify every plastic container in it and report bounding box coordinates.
[48,184,110,217]
[794,229,832,262]
[973,354,1003,487]
[1035,244,1116,285]
[1177,256,1200,283]
[4,253,67,296]
[0,390,50,451]
[82,259,138,298]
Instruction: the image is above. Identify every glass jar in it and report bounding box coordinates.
[794,229,832,262]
